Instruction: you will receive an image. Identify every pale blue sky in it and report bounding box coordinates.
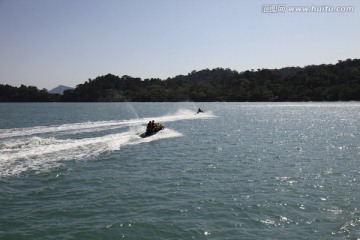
[0,0,359,89]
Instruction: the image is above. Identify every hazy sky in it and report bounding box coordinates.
[0,0,359,90]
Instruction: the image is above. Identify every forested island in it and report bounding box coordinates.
[1,59,359,102]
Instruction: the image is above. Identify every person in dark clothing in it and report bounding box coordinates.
[146,121,152,133]
[151,120,155,130]
[197,108,204,114]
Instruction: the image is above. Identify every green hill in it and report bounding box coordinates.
[61,59,360,102]
[1,58,359,102]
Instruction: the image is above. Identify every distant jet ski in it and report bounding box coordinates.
[196,108,204,114]
[140,123,165,138]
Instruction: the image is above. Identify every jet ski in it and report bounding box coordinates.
[140,123,165,138]
[196,108,204,114]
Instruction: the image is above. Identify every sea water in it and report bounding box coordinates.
[0,102,359,239]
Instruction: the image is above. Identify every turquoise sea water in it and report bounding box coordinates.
[0,102,359,239]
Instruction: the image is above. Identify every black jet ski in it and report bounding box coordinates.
[196,108,204,114]
[140,123,165,138]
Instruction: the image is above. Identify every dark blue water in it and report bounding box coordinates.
[0,102,359,239]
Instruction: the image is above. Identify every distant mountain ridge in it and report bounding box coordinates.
[48,85,74,94]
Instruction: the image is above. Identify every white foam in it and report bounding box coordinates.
[0,128,183,178]
[0,109,215,139]
[0,108,214,178]
[0,120,133,139]
[133,128,183,144]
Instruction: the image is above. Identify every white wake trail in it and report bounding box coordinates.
[0,108,215,139]
[0,108,213,178]
[0,128,182,178]
[0,120,132,139]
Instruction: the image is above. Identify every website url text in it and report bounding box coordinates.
[261,4,355,13]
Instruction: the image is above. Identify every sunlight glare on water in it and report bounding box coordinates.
[0,102,359,240]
